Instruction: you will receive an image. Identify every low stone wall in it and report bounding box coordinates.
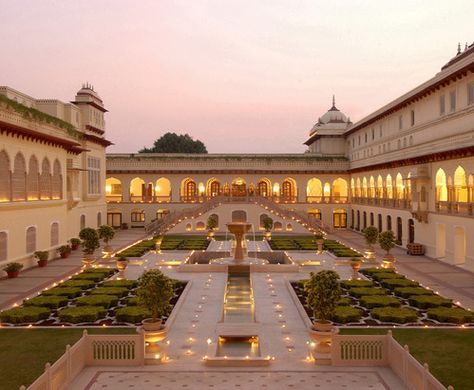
[186,251,292,265]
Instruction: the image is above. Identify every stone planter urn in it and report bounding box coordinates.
[316,239,324,252]
[364,248,376,262]
[382,254,396,269]
[309,321,339,354]
[142,318,163,331]
[82,256,96,267]
[116,258,129,272]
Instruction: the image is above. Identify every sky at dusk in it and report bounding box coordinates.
[1,0,473,153]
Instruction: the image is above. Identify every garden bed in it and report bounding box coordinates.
[291,267,474,326]
[160,235,210,250]
[0,267,187,327]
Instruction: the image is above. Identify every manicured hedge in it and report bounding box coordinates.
[349,287,387,298]
[42,287,82,298]
[90,287,129,297]
[323,240,362,257]
[360,295,402,309]
[160,236,210,251]
[360,268,395,276]
[379,278,418,289]
[115,306,151,323]
[427,307,474,324]
[102,280,138,289]
[371,307,418,323]
[332,306,362,323]
[0,306,50,324]
[340,280,373,289]
[119,239,156,257]
[59,280,96,290]
[408,295,452,309]
[337,297,352,306]
[394,287,434,299]
[58,306,107,323]
[125,297,139,306]
[71,273,106,282]
[23,296,68,309]
[83,268,115,276]
[75,294,119,308]
[371,272,406,281]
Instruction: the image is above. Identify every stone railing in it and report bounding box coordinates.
[23,331,144,390]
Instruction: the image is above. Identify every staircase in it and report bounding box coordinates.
[145,195,329,235]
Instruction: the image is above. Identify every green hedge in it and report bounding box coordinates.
[42,287,82,298]
[90,287,129,297]
[75,294,119,308]
[393,287,434,299]
[0,306,50,324]
[101,280,138,289]
[427,307,474,324]
[58,306,107,323]
[71,273,107,282]
[371,272,406,281]
[83,268,115,276]
[119,239,156,257]
[23,296,68,309]
[379,278,418,289]
[115,306,151,323]
[371,307,418,323]
[340,280,373,289]
[360,268,395,276]
[360,295,402,309]
[332,306,362,323]
[59,280,96,290]
[337,297,352,306]
[408,295,452,309]
[125,297,139,306]
[349,287,387,298]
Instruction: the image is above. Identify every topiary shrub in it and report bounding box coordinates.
[23,296,68,309]
[97,225,115,245]
[340,280,373,289]
[0,306,50,324]
[371,272,406,281]
[59,280,96,290]
[394,287,434,299]
[115,306,151,323]
[125,297,139,306]
[58,306,107,323]
[75,294,119,308]
[331,306,362,323]
[380,278,418,289]
[360,268,395,276]
[304,270,342,322]
[137,269,175,322]
[378,230,396,258]
[427,307,474,324]
[83,268,115,276]
[42,287,82,298]
[360,295,402,309]
[349,287,387,298]
[408,295,452,309]
[337,297,352,306]
[363,226,379,249]
[371,307,418,323]
[90,287,129,297]
[102,280,138,289]
[79,228,100,256]
[71,273,107,282]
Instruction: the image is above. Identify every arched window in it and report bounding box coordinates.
[286,223,293,231]
[386,215,392,231]
[306,178,322,202]
[207,179,221,197]
[26,226,37,254]
[185,223,192,231]
[333,209,347,228]
[155,177,171,201]
[12,153,26,201]
[208,213,219,229]
[369,176,375,198]
[396,217,402,243]
[362,178,368,198]
[363,211,367,229]
[454,166,468,202]
[0,231,7,261]
[52,159,62,199]
[257,179,271,197]
[378,214,382,232]
[97,212,102,227]
[435,168,448,202]
[395,173,404,200]
[80,215,86,230]
[182,178,196,201]
[130,177,145,202]
[273,221,283,231]
[196,222,206,231]
[106,177,123,202]
[27,155,39,200]
[40,158,51,200]
[377,175,383,198]
[281,178,296,202]
[332,178,348,202]
[0,151,11,202]
[50,222,59,246]
[356,210,360,230]
[232,210,247,222]
[386,174,393,199]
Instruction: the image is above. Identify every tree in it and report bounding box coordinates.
[362,226,379,248]
[304,270,341,322]
[262,216,273,232]
[378,230,396,256]
[137,269,175,323]
[139,132,207,154]
[97,225,115,244]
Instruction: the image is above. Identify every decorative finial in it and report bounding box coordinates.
[457,42,461,55]
[332,95,336,107]
[465,42,469,51]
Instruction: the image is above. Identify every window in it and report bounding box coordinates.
[365,133,367,143]
[87,157,101,195]
[410,110,415,126]
[352,138,355,148]
[379,125,382,137]
[97,212,102,227]
[358,135,361,146]
[440,95,445,115]
[26,226,36,254]
[80,215,86,230]
[468,83,474,105]
[398,115,403,130]
[371,128,375,140]
[131,211,145,222]
[450,91,456,112]
[50,222,59,246]
[0,232,7,261]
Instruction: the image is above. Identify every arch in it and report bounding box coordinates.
[0,231,7,261]
[273,221,283,231]
[395,173,404,200]
[181,178,196,201]
[333,208,347,228]
[27,155,39,200]
[232,210,247,222]
[370,212,374,226]
[208,213,219,229]
[454,166,468,202]
[281,177,297,201]
[97,212,102,227]
[350,178,355,197]
[369,176,375,198]
[355,177,361,197]
[308,208,321,220]
[50,222,59,246]
[12,152,26,201]
[196,221,206,231]
[206,178,221,197]
[130,177,145,201]
[26,226,37,254]
[386,174,393,199]
[259,213,269,229]
[153,177,171,201]
[105,177,122,201]
[39,157,51,200]
[386,215,392,231]
[396,217,402,243]
[377,175,383,198]
[51,159,62,200]
[80,215,86,230]
[323,182,331,201]
[435,168,448,202]
[408,219,415,244]
[453,226,466,264]
[362,177,368,198]
[0,150,11,202]
[185,223,192,232]
[257,178,271,198]
[286,223,293,231]
[232,178,247,197]
[306,178,322,202]
[332,178,348,201]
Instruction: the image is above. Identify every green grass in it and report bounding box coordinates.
[0,328,136,390]
[339,328,474,390]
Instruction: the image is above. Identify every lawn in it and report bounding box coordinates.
[340,328,474,390]
[0,327,136,390]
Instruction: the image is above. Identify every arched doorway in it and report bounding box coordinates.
[386,215,392,231]
[232,178,247,197]
[281,178,296,202]
[363,211,367,230]
[378,214,382,232]
[182,178,197,202]
[232,210,247,222]
[257,179,271,198]
[408,219,415,244]
[396,217,402,243]
[333,209,347,228]
[307,178,323,202]
[453,226,466,264]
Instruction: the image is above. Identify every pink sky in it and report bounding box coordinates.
[1,0,473,153]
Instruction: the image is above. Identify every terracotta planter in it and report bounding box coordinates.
[264,231,271,240]
[82,256,96,267]
[116,259,128,272]
[37,260,48,268]
[71,244,80,250]
[6,271,19,278]
[60,252,70,259]
[350,261,362,272]
[142,318,163,331]
[382,254,396,269]
[364,247,376,262]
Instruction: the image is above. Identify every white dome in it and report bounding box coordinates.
[319,106,348,124]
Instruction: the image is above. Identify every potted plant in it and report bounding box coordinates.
[137,269,175,331]
[362,226,378,261]
[262,216,273,239]
[121,222,129,230]
[97,225,115,257]
[304,270,341,353]
[34,251,49,267]
[349,257,363,276]
[3,262,23,278]
[57,245,72,259]
[79,228,100,266]
[314,231,325,252]
[378,230,396,268]
[206,215,218,239]
[70,238,81,251]
[115,253,129,272]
